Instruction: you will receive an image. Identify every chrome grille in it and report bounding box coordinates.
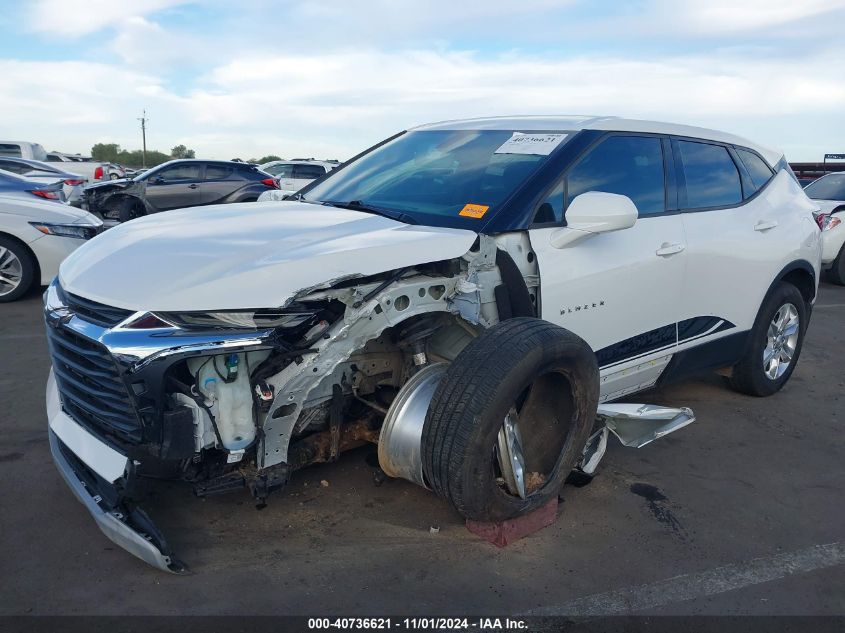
[57,285,134,328]
[47,324,142,444]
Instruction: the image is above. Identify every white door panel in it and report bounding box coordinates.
[679,170,813,334]
[531,214,686,396]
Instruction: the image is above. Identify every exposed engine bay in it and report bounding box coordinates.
[139,233,539,505]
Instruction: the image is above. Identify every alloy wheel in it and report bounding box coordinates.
[0,246,23,297]
[763,302,800,380]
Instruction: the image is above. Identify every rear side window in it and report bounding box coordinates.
[0,160,27,174]
[677,141,742,209]
[736,148,774,195]
[566,135,665,216]
[46,154,62,162]
[0,144,22,158]
[205,165,235,180]
[294,164,326,179]
[155,165,202,181]
[271,164,295,179]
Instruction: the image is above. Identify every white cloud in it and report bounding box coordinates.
[2,46,842,161]
[650,0,845,32]
[26,0,193,36]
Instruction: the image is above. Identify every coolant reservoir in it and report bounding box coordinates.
[188,351,270,451]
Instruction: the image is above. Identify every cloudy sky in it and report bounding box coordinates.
[1,0,844,161]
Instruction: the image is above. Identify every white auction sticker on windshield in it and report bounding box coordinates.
[494,132,568,155]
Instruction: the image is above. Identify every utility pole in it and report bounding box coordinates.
[138,109,148,168]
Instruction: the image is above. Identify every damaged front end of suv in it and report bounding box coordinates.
[44,218,535,571]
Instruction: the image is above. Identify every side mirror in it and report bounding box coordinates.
[549,192,638,249]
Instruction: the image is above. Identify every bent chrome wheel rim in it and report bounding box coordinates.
[496,407,527,499]
[0,246,23,297]
[763,303,799,380]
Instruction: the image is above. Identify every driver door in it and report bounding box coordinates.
[528,134,687,401]
[144,163,204,211]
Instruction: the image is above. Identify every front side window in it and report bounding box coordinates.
[565,135,665,216]
[804,173,845,201]
[677,140,742,209]
[294,164,326,180]
[304,130,568,228]
[736,148,774,195]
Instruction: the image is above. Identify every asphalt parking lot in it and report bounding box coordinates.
[0,283,843,617]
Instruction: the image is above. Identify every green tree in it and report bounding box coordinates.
[257,155,282,163]
[171,144,196,159]
[91,143,121,162]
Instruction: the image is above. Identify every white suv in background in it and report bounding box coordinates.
[258,159,338,198]
[44,116,820,572]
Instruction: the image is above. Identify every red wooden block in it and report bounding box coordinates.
[465,497,558,547]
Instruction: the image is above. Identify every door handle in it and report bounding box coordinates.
[188,184,199,189]
[754,219,778,232]
[655,242,685,257]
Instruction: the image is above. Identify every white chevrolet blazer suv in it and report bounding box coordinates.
[43,116,821,572]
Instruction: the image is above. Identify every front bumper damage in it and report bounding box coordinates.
[47,371,186,573]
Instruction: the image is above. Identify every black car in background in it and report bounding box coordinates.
[83,159,279,221]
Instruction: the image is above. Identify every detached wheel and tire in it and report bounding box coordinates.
[117,198,145,222]
[421,318,599,522]
[730,282,807,397]
[0,236,36,303]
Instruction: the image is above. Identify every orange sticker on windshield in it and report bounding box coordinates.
[459,203,490,218]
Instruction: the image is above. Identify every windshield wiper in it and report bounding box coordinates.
[321,200,418,225]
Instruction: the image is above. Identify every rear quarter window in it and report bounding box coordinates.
[677,140,742,209]
[736,148,774,195]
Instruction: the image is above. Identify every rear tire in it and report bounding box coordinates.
[827,245,845,286]
[0,236,36,303]
[117,198,145,222]
[421,318,599,522]
[730,282,807,397]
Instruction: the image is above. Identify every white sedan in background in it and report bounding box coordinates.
[0,194,102,302]
[805,173,845,284]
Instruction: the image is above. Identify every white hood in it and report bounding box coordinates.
[59,201,477,312]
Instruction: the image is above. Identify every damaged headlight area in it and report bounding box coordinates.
[156,309,319,330]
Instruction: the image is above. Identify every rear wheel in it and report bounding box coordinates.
[421,318,599,522]
[730,282,807,397]
[828,245,845,286]
[0,236,36,303]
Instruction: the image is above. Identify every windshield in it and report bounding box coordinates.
[303,130,569,229]
[805,173,845,200]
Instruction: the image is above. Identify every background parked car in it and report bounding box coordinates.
[45,152,125,182]
[0,193,101,301]
[83,159,279,221]
[805,173,845,284]
[0,169,66,202]
[258,159,338,195]
[0,157,87,204]
[0,140,49,161]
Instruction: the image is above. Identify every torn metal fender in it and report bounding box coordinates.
[597,403,696,448]
[576,404,695,475]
